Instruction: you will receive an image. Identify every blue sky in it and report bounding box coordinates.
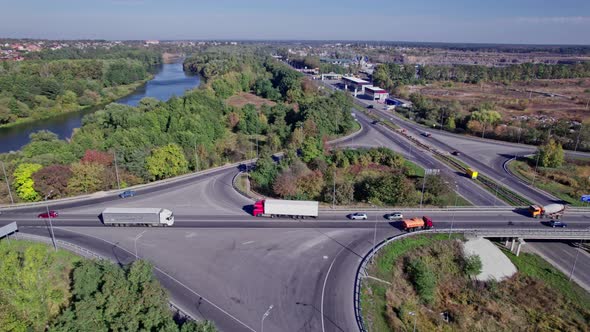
[1,0,589,44]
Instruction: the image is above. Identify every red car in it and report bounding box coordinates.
[38,210,59,218]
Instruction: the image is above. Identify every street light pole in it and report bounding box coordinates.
[419,172,428,209]
[531,151,541,186]
[1,161,14,204]
[113,150,121,190]
[449,184,458,240]
[569,240,583,282]
[261,304,273,332]
[372,214,377,264]
[332,169,336,209]
[45,191,57,251]
[409,311,417,332]
[494,178,506,206]
[134,230,147,259]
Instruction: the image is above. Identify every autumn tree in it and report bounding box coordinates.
[67,162,105,194]
[32,165,73,198]
[13,163,43,201]
[81,149,113,166]
[145,144,189,180]
[537,139,565,168]
[273,170,298,198]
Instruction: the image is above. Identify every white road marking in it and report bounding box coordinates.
[53,227,257,332]
[321,245,348,332]
[242,240,255,245]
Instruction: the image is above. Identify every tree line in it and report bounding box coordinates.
[373,62,590,91]
[0,47,358,203]
[0,48,161,126]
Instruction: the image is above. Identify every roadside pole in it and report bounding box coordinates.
[113,150,121,190]
[1,161,14,204]
[44,191,57,251]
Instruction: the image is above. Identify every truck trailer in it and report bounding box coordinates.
[402,216,433,232]
[253,199,319,218]
[101,208,174,227]
[528,204,565,219]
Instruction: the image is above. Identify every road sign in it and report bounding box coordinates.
[581,195,590,202]
[425,169,440,175]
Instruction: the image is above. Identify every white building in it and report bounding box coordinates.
[365,86,389,102]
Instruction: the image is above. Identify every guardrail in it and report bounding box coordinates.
[353,227,590,331]
[12,232,197,322]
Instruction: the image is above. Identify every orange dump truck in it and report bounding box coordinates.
[528,203,565,219]
[402,216,434,232]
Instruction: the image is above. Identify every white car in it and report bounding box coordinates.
[385,212,403,220]
[349,213,368,220]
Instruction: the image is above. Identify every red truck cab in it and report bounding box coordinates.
[423,216,433,229]
[253,200,265,217]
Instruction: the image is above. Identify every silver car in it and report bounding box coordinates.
[385,212,403,220]
[349,213,368,220]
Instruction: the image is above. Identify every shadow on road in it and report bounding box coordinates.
[295,301,345,332]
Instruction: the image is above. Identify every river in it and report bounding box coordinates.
[0,62,200,153]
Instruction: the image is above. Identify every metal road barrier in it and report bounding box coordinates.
[353,227,590,331]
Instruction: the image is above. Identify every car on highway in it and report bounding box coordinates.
[371,120,382,125]
[366,105,374,109]
[348,212,368,220]
[119,190,137,199]
[385,212,403,220]
[451,151,461,156]
[549,220,567,228]
[421,132,432,137]
[38,210,58,218]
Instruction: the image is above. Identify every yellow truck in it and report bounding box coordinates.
[466,168,478,179]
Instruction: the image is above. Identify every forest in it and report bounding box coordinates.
[373,61,590,90]
[0,47,161,126]
[0,47,358,203]
[0,240,215,332]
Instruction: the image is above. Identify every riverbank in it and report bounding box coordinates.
[0,77,152,130]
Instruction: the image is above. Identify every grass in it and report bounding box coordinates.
[234,173,250,195]
[503,248,590,308]
[507,157,587,206]
[404,160,424,177]
[361,234,590,332]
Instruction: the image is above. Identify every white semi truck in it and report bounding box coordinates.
[253,199,319,218]
[101,208,174,226]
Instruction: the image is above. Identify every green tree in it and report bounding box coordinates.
[67,162,105,194]
[250,153,279,193]
[13,163,43,201]
[145,144,189,180]
[407,258,437,304]
[464,255,483,277]
[537,139,565,168]
[470,109,501,138]
[300,137,323,163]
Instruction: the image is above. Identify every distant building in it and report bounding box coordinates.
[321,72,342,80]
[145,40,160,45]
[342,76,371,96]
[364,86,389,102]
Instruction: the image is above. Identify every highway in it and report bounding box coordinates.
[2,86,590,331]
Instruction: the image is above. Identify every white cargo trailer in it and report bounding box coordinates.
[253,199,319,218]
[102,208,174,226]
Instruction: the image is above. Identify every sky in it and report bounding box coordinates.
[1,0,589,44]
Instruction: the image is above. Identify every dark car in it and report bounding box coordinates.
[367,105,374,109]
[451,151,461,156]
[119,190,137,199]
[421,132,432,137]
[38,210,58,218]
[371,120,381,125]
[549,220,567,228]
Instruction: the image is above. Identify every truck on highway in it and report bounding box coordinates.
[466,168,478,179]
[528,204,565,219]
[101,208,175,227]
[402,216,434,232]
[253,199,319,219]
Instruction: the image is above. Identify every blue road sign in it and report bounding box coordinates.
[581,195,590,202]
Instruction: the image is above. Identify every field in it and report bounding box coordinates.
[226,92,277,109]
[507,156,590,206]
[405,78,590,122]
[361,234,590,332]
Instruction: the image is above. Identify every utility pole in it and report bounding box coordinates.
[113,150,121,190]
[419,171,428,208]
[44,190,57,251]
[194,140,200,172]
[531,151,541,186]
[1,161,14,204]
[332,169,336,209]
[568,240,582,282]
[449,184,458,240]
[372,214,377,264]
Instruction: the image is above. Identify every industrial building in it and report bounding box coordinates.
[342,76,371,96]
[364,86,389,102]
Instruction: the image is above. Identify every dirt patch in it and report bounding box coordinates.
[410,78,590,122]
[226,92,276,109]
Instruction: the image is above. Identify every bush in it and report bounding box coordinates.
[463,255,483,277]
[406,258,437,304]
